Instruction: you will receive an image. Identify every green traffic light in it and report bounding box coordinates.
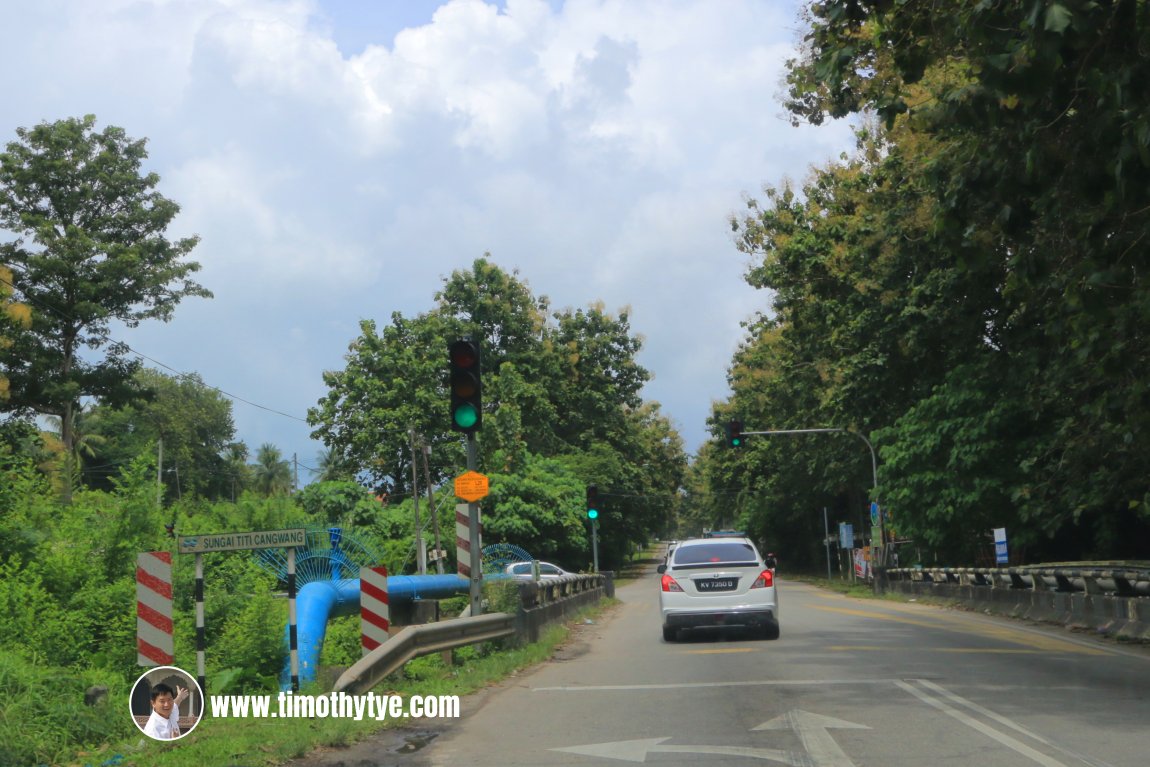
[453,403,479,429]
[732,437,741,446]
[587,509,599,519]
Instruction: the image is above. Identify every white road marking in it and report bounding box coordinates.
[555,709,870,766]
[754,710,869,767]
[553,737,804,765]
[533,678,896,692]
[912,680,1116,767]
[895,680,1071,767]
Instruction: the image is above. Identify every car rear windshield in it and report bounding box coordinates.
[672,542,759,568]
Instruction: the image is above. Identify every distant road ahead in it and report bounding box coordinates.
[379,572,1150,766]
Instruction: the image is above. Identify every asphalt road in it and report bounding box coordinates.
[303,566,1150,767]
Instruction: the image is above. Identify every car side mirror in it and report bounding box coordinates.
[657,564,666,574]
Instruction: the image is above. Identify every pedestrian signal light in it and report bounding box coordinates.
[725,419,744,447]
[586,485,600,520]
[449,339,482,433]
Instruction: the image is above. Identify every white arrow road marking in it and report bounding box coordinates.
[552,737,805,765]
[754,710,869,767]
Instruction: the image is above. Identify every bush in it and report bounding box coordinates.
[0,650,131,767]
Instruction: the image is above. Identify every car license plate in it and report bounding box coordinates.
[696,578,737,592]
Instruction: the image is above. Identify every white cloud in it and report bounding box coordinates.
[1,0,856,464]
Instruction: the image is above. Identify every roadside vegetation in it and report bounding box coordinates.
[62,601,609,767]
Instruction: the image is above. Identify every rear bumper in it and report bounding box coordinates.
[663,607,776,629]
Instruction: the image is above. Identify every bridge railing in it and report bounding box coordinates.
[877,565,1150,640]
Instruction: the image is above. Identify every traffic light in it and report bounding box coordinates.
[725,419,744,447]
[448,339,482,434]
[586,485,600,520]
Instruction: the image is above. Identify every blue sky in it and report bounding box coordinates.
[2,0,854,483]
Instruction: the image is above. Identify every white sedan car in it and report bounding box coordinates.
[657,537,780,641]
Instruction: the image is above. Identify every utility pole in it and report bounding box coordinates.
[410,429,426,574]
[156,436,164,509]
[823,507,832,580]
[421,440,444,574]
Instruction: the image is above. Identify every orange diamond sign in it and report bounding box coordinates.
[454,471,489,502]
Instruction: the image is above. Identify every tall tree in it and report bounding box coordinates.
[0,265,31,402]
[309,311,457,495]
[84,368,239,500]
[0,115,210,500]
[252,443,292,497]
[309,257,676,567]
[42,403,107,493]
[708,0,1150,561]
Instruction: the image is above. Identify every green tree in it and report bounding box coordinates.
[309,311,457,495]
[812,1,1150,557]
[223,441,252,501]
[309,256,679,567]
[0,115,210,501]
[314,447,353,483]
[0,265,31,402]
[42,403,107,493]
[84,368,238,500]
[252,443,292,497]
[699,0,1150,562]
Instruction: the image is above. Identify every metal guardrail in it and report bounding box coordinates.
[333,613,515,695]
[332,572,608,694]
[884,565,1150,597]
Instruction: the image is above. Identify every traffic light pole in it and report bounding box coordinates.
[591,520,599,573]
[466,434,483,616]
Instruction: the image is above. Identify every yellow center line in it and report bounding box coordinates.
[808,603,1110,655]
[826,645,1044,654]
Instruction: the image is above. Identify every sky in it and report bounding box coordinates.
[2,0,855,482]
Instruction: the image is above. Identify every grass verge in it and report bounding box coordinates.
[64,601,614,767]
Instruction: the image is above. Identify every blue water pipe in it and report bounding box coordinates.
[283,574,472,686]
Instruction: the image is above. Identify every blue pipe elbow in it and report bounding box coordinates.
[283,574,472,686]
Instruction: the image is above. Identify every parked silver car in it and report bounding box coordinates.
[504,561,572,579]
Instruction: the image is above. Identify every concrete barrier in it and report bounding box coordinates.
[514,574,606,644]
[879,571,1150,641]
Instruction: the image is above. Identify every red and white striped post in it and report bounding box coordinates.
[136,551,174,666]
[360,565,389,654]
[455,504,473,578]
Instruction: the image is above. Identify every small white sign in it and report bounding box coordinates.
[993,527,1008,565]
[178,528,306,554]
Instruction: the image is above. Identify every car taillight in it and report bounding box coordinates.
[661,573,683,592]
[751,569,774,588]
